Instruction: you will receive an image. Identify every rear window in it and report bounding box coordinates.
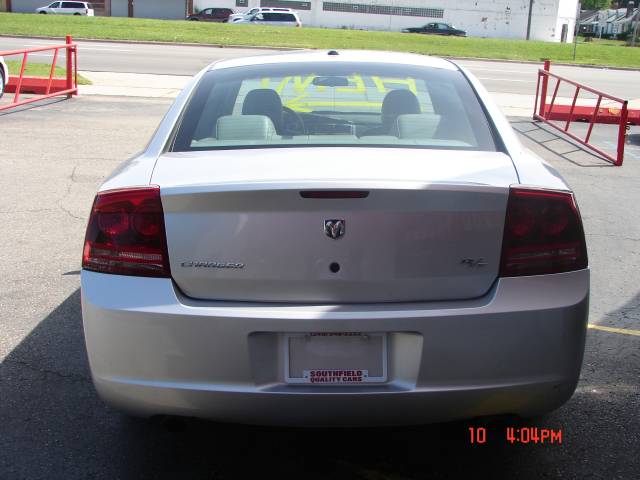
[262,13,296,21]
[172,62,497,152]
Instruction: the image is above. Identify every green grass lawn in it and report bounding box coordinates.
[1,13,639,68]
[5,60,92,85]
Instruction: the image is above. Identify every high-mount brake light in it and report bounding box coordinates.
[82,186,170,277]
[500,187,587,277]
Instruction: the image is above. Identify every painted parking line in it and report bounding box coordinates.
[588,324,640,337]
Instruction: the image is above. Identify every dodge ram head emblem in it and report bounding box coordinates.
[324,219,345,239]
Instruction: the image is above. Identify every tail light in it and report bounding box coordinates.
[82,186,171,277]
[500,187,587,277]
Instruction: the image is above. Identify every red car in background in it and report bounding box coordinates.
[186,7,234,22]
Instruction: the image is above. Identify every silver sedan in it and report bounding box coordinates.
[81,51,589,426]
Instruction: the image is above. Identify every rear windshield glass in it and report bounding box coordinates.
[172,62,497,152]
[262,13,296,21]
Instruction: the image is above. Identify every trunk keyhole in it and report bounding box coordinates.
[329,262,340,273]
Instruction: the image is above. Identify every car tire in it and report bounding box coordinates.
[74,13,81,15]
[39,11,47,14]
[0,69,5,99]
[189,18,198,21]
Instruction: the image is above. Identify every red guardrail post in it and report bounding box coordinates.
[538,60,551,117]
[13,52,28,104]
[616,101,629,167]
[66,35,74,97]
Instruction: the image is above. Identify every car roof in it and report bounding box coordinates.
[258,10,298,15]
[209,50,458,71]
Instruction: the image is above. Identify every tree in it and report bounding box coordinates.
[581,0,612,10]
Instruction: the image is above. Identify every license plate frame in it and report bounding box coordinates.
[284,332,388,385]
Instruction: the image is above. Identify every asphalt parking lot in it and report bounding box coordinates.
[0,96,639,480]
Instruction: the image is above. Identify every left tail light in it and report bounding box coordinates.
[82,186,171,277]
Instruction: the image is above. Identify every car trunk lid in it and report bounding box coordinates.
[153,147,517,303]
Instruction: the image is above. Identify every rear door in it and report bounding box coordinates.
[213,9,231,21]
[437,23,451,35]
[200,8,214,21]
[424,23,437,34]
[274,13,297,26]
[60,1,80,14]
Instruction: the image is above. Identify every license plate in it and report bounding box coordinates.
[284,332,387,384]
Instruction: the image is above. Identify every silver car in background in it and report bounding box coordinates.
[36,1,95,15]
[81,51,589,426]
[228,7,295,23]
[233,10,302,27]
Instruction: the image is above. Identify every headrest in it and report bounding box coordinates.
[396,113,442,139]
[216,115,277,140]
[382,90,421,117]
[241,89,283,131]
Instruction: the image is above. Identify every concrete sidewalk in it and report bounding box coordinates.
[79,70,540,117]
[76,71,640,117]
[79,71,191,99]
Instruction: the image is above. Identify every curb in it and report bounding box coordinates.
[0,34,300,51]
[443,55,640,72]
[2,34,639,72]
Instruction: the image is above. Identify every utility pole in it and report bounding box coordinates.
[526,0,534,40]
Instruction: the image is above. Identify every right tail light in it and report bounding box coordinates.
[500,187,588,277]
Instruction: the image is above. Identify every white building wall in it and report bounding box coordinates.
[196,0,239,10]
[133,0,186,19]
[11,0,189,19]
[556,0,579,42]
[194,0,577,42]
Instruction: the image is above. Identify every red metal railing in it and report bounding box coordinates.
[0,36,78,112]
[533,60,629,166]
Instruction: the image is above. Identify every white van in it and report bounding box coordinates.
[36,2,95,16]
[233,11,302,28]
[228,7,295,23]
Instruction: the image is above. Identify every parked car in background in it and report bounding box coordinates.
[36,1,95,15]
[402,22,466,37]
[228,7,296,23]
[81,50,589,427]
[233,11,301,27]
[0,56,8,99]
[186,8,234,22]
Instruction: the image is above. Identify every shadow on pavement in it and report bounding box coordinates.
[0,96,72,116]
[1,288,638,479]
[511,120,616,168]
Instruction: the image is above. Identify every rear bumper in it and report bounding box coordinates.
[81,269,589,426]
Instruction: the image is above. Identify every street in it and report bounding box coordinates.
[1,36,639,98]
[0,36,639,479]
